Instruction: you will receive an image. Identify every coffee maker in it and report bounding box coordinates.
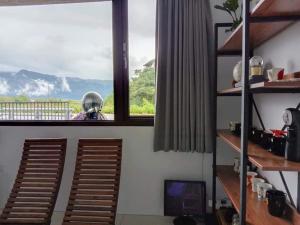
[283,108,300,162]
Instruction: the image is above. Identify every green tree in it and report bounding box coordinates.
[130,66,155,106]
[102,59,156,115]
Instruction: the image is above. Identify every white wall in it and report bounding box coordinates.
[0,126,213,215]
[0,1,239,216]
[253,22,300,205]
[0,126,236,216]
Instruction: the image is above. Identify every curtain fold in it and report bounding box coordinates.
[154,0,214,153]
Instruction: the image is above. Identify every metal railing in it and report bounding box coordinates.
[0,102,72,120]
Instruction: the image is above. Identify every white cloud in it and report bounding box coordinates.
[61,77,71,92]
[0,80,10,94]
[17,79,54,97]
[0,0,155,80]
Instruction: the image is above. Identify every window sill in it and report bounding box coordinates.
[0,118,154,126]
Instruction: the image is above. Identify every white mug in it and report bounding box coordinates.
[252,178,265,193]
[267,68,284,81]
[233,157,240,173]
[257,182,272,200]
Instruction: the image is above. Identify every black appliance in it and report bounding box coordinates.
[270,136,286,156]
[266,190,286,217]
[283,108,300,162]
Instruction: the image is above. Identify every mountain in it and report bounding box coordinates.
[0,70,113,100]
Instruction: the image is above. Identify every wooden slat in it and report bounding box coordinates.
[76,165,119,170]
[0,138,67,225]
[72,185,117,190]
[23,159,61,163]
[78,160,119,164]
[75,171,119,175]
[66,206,113,212]
[10,193,54,198]
[14,183,57,188]
[2,208,49,214]
[19,169,59,173]
[68,200,115,206]
[3,214,47,219]
[5,202,51,208]
[77,151,120,155]
[63,222,111,225]
[69,195,115,201]
[218,130,300,171]
[64,216,113,222]
[17,174,59,179]
[70,190,116,195]
[73,180,118,185]
[62,139,122,225]
[8,198,51,203]
[16,178,58,183]
[74,173,119,178]
[0,219,46,224]
[23,150,62,156]
[11,188,55,193]
[78,155,120,160]
[65,211,113,217]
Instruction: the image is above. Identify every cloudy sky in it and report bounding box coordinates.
[0,0,156,80]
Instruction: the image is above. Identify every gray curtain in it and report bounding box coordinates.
[154,0,214,153]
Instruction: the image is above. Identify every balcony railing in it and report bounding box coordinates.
[0,102,72,120]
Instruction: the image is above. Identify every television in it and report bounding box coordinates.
[164,180,206,218]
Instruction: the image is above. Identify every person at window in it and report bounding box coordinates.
[72,92,106,120]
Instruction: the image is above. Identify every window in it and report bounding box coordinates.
[128,0,156,117]
[0,2,114,121]
[0,0,154,125]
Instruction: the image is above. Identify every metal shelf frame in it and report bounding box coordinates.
[212,1,300,224]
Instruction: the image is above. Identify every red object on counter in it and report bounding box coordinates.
[277,69,285,80]
[271,129,287,137]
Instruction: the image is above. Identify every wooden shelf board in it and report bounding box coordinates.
[218,87,241,96]
[218,130,300,171]
[219,0,300,52]
[217,81,300,96]
[217,165,299,225]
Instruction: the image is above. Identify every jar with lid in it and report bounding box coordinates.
[249,56,266,83]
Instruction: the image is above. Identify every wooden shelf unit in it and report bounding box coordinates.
[217,81,300,96]
[219,0,300,52]
[217,165,300,225]
[218,130,300,171]
[213,1,300,224]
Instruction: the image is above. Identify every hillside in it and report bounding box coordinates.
[0,69,113,100]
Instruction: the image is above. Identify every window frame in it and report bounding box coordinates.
[0,0,154,126]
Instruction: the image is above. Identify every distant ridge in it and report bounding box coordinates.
[0,69,113,100]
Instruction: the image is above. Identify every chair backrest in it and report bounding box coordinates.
[62,138,122,225]
[0,138,67,225]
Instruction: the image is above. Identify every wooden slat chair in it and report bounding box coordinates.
[62,139,122,225]
[0,138,67,225]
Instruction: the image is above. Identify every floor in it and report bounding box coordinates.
[0,210,213,225]
[51,212,175,225]
[51,212,216,225]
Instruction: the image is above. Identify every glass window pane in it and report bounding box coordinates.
[0,2,114,121]
[128,0,156,116]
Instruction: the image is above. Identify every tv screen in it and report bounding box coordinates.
[164,180,206,217]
